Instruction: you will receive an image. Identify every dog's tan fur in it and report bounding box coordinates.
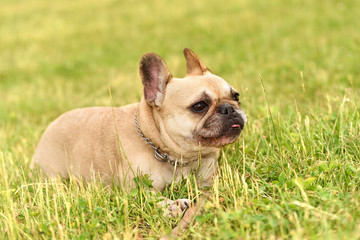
[31,48,246,234]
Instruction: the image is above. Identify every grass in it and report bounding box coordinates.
[1,0,360,239]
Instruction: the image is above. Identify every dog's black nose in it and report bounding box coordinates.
[217,104,235,115]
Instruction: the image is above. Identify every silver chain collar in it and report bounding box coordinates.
[134,114,195,167]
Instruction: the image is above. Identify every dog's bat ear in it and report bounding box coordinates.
[183,48,210,75]
[140,52,172,107]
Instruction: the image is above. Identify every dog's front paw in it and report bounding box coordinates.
[166,199,190,217]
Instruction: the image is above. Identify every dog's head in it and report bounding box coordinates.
[140,48,246,151]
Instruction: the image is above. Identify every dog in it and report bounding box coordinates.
[31,48,246,234]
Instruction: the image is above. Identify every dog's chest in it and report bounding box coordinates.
[150,156,218,190]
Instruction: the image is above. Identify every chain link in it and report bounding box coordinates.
[134,114,195,167]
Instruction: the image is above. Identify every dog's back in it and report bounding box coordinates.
[31,105,137,181]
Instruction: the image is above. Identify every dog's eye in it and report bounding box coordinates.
[191,101,209,113]
[233,93,239,102]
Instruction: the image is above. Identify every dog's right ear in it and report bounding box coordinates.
[140,53,172,108]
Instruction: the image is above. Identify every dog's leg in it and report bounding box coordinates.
[158,197,191,217]
[171,195,206,236]
[159,195,206,240]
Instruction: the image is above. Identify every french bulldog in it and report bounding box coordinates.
[31,48,246,233]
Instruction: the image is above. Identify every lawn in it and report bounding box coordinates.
[1,0,360,239]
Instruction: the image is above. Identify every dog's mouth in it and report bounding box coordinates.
[197,123,243,147]
[197,134,240,148]
[195,111,246,148]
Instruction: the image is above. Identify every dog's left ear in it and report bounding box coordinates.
[140,53,172,107]
[183,48,210,75]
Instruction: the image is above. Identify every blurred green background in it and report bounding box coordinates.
[2,0,359,153]
[2,0,359,117]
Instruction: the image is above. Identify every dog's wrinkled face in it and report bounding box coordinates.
[140,48,246,151]
[162,74,246,148]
